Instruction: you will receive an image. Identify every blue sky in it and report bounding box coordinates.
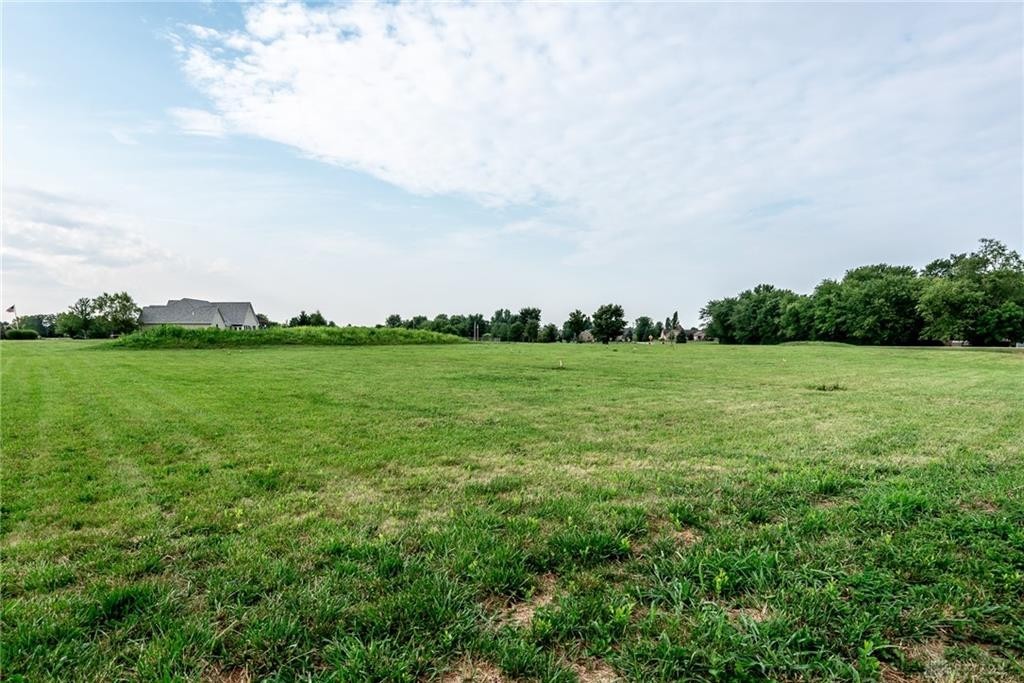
[3,2,1021,326]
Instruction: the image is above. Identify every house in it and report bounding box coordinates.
[691,328,708,341]
[659,325,684,342]
[139,298,259,330]
[578,329,595,343]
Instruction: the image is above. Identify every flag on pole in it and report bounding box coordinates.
[5,305,15,313]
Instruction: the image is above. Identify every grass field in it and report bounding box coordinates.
[2,341,1022,682]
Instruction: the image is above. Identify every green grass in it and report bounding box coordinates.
[109,325,465,349]
[2,341,1022,681]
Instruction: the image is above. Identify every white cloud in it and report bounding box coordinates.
[169,106,226,137]
[2,188,174,284]
[109,120,162,145]
[174,2,1021,272]
[0,188,235,313]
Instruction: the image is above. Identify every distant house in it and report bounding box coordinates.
[660,325,683,342]
[139,298,259,330]
[692,328,708,342]
[578,329,595,343]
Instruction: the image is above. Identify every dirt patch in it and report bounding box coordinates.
[905,639,948,666]
[572,659,621,682]
[726,604,771,623]
[880,664,917,683]
[960,500,999,514]
[500,574,557,627]
[672,527,702,545]
[440,657,507,683]
[203,667,251,683]
[631,518,702,556]
[892,638,1023,682]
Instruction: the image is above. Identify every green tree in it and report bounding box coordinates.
[385,314,403,328]
[702,286,801,344]
[465,313,488,340]
[809,280,845,341]
[308,310,330,327]
[518,307,541,325]
[917,278,985,343]
[93,291,141,336]
[978,301,1024,344]
[839,265,923,345]
[919,239,1024,344]
[490,309,514,341]
[523,320,540,342]
[430,314,454,335]
[591,304,626,343]
[732,285,801,344]
[539,323,559,343]
[563,309,590,342]
[780,295,814,341]
[55,297,94,338]
[14,314,57,337]
[634,316,655,342]
[701,297,739,343]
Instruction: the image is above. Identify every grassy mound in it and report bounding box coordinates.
[110,325,466,349]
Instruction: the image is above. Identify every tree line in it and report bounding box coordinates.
[4,293,143,339]
[1,295,338,339]
[11,238,1015,346]
[382,305,693,343]
[701,239,1024,346]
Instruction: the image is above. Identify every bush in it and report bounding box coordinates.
[4,329,39,340]
[109,325,467,349]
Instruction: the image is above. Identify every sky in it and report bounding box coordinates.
[3,2,1022,327]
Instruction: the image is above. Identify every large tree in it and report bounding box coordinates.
[634,316,655,342]
[55,297,95,338]
[539,323,559,343]
[490,308,515,341]
[839,265,923,345]
[809,280,845,342]
[92,291,141,336]
[562,309,590,342]
[919,239,1024,344]
[917,278,985,343]
[518,307,541,342]
[591,303,626,343]
[701,297,739,343]
[702,286,802,344]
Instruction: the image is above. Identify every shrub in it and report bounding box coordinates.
[4,329,39,340]
[109,325,466,349]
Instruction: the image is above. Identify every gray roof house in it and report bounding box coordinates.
[139,298,259,330]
